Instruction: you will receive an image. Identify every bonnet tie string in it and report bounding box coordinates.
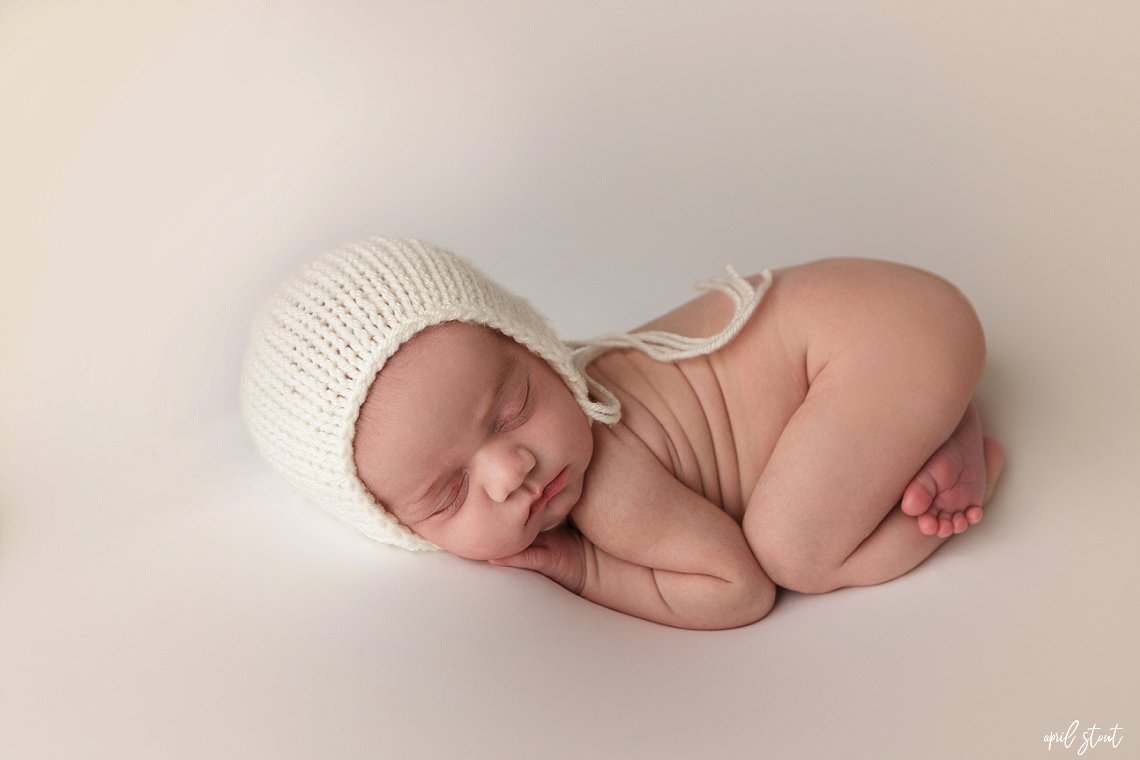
[564,265,773,425]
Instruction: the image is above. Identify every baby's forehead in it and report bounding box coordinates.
[407,321,518,358]
[375,322,532,386]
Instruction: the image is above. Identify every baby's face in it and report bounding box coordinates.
[352,321,593,560]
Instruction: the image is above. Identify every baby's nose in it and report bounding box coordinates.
[482,444,537,503]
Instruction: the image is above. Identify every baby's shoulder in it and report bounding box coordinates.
[570,421,678,534]
[587,419,669,481]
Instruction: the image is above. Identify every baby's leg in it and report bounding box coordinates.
[827,425,1003,588]
[901,399,988,536]
[742,258,993,594]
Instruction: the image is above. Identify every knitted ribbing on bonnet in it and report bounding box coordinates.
[239,237,772,552]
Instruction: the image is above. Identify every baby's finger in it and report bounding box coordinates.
[487,527,586,594]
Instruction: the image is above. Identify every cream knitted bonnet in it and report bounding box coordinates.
[239,237,772,552]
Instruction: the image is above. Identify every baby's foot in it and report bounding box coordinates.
[901,402,1004,537]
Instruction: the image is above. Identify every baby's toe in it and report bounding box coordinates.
[966,505,984,525]
[901,472,937,517]
[917,512,940,536]
[952,512,968,534]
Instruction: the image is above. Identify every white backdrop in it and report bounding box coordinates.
[2,2,1137,758]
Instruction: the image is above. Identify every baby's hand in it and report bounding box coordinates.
[488,526,588,595]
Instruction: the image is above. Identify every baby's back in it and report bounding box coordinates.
[580,267,808,524]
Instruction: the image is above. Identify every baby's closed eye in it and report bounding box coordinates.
[426,377,534,518]
[495,379,531,432]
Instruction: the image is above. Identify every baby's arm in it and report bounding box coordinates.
[493,423,775,630]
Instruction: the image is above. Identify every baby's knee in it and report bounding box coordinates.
[759,550,842,595]
[743,516,843,595]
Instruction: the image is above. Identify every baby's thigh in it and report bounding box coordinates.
[741,258,986,584]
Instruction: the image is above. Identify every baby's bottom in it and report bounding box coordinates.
[742,259,1004,594]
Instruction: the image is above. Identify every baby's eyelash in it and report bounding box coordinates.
[436,472,468,515]
[494,382,531,432]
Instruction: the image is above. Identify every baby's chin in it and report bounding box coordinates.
[444,535,533,562]
[446,520,568,561]
[539,515,568,532]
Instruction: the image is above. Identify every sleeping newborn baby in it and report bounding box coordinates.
[240,237,1004,630]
